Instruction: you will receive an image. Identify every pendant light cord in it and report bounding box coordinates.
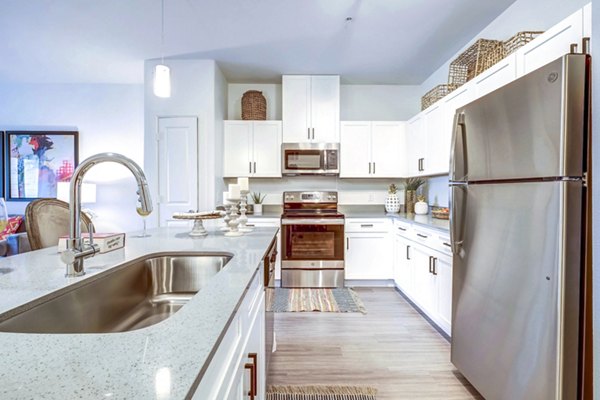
[160,0,165,64]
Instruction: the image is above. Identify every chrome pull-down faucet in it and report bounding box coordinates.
[61,153,153,277]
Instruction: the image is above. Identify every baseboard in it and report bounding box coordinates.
[393,286,451,342]
[344,279,396,287]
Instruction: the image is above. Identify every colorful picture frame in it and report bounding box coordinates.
[4,131,79,201]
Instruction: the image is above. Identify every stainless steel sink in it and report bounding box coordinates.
[0,253,232,334]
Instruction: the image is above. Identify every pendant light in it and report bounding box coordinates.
[153,0,171,98]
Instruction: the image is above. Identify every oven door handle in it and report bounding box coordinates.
[281,218,345,225]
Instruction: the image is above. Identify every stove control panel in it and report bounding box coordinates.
[283,191,338,204]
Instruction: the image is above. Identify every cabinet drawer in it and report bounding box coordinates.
[345,219,390,233]
[393,220,412,236]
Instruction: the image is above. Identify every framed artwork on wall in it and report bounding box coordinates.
[4,131,79,201]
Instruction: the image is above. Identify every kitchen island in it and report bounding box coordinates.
[0,226,278,399]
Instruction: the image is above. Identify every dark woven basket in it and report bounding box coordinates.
[242,90,267,120]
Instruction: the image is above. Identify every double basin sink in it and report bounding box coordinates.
[0,253,232,334]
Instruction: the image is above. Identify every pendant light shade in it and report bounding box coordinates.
[153,64,171,98]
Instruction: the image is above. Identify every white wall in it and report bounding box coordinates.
[228,83,422,121]
[214,65,228,206]
[0,83,144,233]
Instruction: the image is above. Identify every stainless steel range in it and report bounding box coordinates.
[280,191,345,288]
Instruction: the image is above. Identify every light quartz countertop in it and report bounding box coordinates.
[0,226,278,400]
[342,210,450,233]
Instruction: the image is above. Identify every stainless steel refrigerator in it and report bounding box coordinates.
[449,53,590,400]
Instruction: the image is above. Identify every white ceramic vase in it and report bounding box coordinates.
[253,204,263,215]
[414,201,429,215]
[385,193,400,213]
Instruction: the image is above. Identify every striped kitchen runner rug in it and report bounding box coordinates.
[268,288,366,314]
[266,385,377,400]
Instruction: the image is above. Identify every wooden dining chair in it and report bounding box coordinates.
[25,199,93,251]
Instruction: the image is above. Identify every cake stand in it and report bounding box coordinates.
[172,212,223,237]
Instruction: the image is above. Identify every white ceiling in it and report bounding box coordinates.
[0,0,517,85]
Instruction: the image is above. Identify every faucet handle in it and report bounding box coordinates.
[87,220,95,246]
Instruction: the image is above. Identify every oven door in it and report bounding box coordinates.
[281,218,344,266]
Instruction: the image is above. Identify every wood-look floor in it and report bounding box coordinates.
[268,287,483,400]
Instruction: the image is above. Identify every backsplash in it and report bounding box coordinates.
[223,175,449,207]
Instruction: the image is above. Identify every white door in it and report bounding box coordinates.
[252,121,282,177]
[517,8,584,76]
[224,121,252,177]
[407,114,426,176]
[435,252,452,335]
[157,116,198,227]
[282,75,311,142]
[339,121,371,178]
[473,53,517,98]
[345,233,393,280]
[371,121,406,178]
[310,75,340,142]
[423,105,447,175]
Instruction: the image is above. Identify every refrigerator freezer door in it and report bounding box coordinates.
[451,54,587,182]
[451,180,583,400]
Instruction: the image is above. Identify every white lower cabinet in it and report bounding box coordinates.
[192,272,266,400]
[393,222,452,336]
[345,219,393,281]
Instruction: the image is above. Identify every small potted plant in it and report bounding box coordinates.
[403,177,426,213]
[250,192,266,215]
[385,184,400,213]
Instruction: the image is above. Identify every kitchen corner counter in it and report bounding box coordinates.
[343,210,449,233]
[0,226,278,400]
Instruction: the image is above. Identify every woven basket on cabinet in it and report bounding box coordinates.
[448,39,504,86]
[421,84,459,110]
[241,90,267,120]
[504,31,544,55]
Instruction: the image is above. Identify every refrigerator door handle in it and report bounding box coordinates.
[449,184,467,254]
[450,112,467,182]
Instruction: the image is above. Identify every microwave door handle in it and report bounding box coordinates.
[323,150,328,171]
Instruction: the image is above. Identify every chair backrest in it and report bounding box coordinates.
[25,199,92,251]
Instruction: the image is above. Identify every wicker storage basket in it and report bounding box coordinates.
[448,39,504,86]
[421,84,459,110]
[241,90,267,120]
[504,31,544,55]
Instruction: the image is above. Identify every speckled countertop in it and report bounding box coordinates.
[0,226,278,400]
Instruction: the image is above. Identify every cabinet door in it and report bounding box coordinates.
[339,121,371,178]
[252,121,282,177]
[441,85,474,172]
[407,114,426,176]
[282,75,311,142]
[517,8,584,76]
[410,244,436,315]
[345,233,392,280]
[434,253,452,335]
[371,121,406,178]
[394,234,413,294]
[310,76,340,142]
[423,105,447,175]
[224,121,252,177]
[473,53,517,99]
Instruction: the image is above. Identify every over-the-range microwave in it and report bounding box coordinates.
[281,143,339,176]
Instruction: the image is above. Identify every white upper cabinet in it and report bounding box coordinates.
[282,75,340,143]
[472,52,518,99]
[340,121,406,178]
[371,122,407,178]
[340,121,371,178]
[407,114,426,176]
[516,8,584,76]
[224,121,282,178]
[423,104,446,175]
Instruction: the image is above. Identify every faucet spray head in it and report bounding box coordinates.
[137,183,153,214]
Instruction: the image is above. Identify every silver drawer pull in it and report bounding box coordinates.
[443,242,451,247]
[417,233,428,239]
[397,227,407,231]
[361,224,374,228]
